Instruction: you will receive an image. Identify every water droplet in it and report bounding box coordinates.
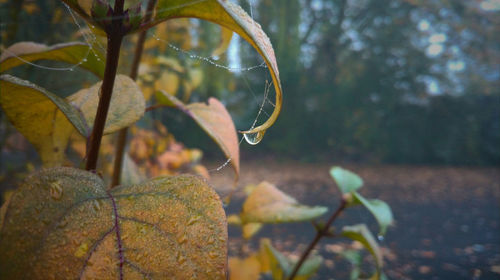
[69,68,74,71]
[377,235,384,242]
[49,181,63,200]
[243,130,266,145]
[176,251,186,264]
[177,233,187,244]
[208,251,218,259]
[187,215,201,226]
[82,58,88,62]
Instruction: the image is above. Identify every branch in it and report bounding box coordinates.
[287,198,348,280]
[111,0,157,187]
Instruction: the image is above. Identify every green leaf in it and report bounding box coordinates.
[149,0,283,135]
[156,92,240,180]
[352,192,394,236]
[330,166,363,194]
[240,181,328,224]
[229,255,261,280]
[0,75,88,166]
[341,224,383,278]
[263,239,322,280]
[68,74,146,135]
[0,168,227,279]
[0,42,105,78]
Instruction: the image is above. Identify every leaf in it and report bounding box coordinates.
[156,92,240,180]
[240,181,328,224]
[120,153,145,186]
[0,168,227,279]
[0,42,105,78]
[341,224,383,278]
[242,222,263,240]
[229,255,261,280]
[155,71,180,95]
[150,0,283,135]
[68,74,146,135]
[352,192,393,236]
[212,26,234,57]
[330,166,363,194]
[0,75,88,166]
[262,239,322,280]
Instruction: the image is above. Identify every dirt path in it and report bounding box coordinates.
[208,160,500,279]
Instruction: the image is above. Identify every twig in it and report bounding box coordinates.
[110,0,157,187]
[85,0,126,171]
[287,198,348,280]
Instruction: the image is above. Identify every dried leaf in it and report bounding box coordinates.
[241,181,328,224]
[229,255,261,280]
[68,74,145,134]
[0,168,227,279]
[150,0,283,135]
[157,92,240,180]
[0,75,88,166]
[0,42,104,78]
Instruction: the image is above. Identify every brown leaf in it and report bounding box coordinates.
[0,168,227,279]
[157,92,240,180]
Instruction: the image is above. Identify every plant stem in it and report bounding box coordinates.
[85,1,125,171]
[287,198,347,280]
[110,0,157,186]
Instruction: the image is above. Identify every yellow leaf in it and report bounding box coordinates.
[68,75,146,134]
[0,42,105,78]
[0,168,227,279]
[229,255,261,280]
[241,182,328,224]
[149,0,283,135]
[155,71,180,95]
[242,222,263,240]
[212,26,234,57]
[0,75,88,167]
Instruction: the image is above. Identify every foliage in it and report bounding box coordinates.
[0,0,283,278]
[228,167,393,279]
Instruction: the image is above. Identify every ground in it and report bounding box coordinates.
[209,159,500,279]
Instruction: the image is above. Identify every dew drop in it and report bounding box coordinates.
[177,233,187,244]
[82,58,88,62]
[208,251,218,259]
[49,181,63,200]
[69,68,74,71]
[243,130,265,145]
[176,251,186,264]
[377,235,384,242]
[187,215,201,226]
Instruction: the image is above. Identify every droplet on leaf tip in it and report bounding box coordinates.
[243,130,265,145]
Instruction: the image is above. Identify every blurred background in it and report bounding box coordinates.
[0,0,499,279]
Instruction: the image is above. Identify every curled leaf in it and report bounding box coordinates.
[330,166,363,194]
[352,192,394,236]
[0,42,104,78]
[150,0,283,135]
[341,224,383,278]
[156,92,240,180]
[68,74,146,135]
[0,168,227,279]
[0,75,88,166]
[240,181,328,224]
